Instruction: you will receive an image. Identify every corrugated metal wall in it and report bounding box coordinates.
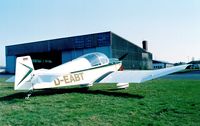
[6,56,16,73]
[111,33,152,70]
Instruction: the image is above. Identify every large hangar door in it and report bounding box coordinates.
[29,52,61,70]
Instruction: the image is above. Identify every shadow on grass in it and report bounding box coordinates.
[0,88,144,101]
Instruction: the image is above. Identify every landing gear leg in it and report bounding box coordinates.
[25,90,33,100]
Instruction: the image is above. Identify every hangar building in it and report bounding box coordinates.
[153,60,174,69]
[6,31,152,73]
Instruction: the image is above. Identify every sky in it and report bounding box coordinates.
[0,0,200,66]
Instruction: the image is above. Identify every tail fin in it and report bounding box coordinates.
[15,56,34,90]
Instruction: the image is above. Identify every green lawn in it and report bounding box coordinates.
[0,78,200,126]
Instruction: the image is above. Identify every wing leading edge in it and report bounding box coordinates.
[98,64,189,83]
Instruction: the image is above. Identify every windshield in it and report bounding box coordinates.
[80,52,109,67]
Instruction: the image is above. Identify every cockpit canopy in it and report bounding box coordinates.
[50,52,119,74]
[80,52,109,67]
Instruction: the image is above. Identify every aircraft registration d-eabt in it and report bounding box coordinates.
[15,52,188,95]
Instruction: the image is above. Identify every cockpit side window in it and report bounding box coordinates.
[80,52,109,67]
[84,54,101,66]
[96,53,109,65]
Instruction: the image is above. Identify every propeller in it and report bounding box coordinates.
[118,53,128,60]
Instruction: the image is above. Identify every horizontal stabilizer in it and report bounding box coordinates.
[6,76,15,83]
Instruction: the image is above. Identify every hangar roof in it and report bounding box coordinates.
[6,32,111,56]
[188,60,200,64]
[153,60,173,65]
[6,31,149,56]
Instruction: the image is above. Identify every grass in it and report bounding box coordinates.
[0,78,200,126]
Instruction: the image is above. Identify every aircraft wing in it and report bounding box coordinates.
[98,64,189,83]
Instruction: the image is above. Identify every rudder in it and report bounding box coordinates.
[15,56,34,90]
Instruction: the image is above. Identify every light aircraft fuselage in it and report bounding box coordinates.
[15,52,122,90]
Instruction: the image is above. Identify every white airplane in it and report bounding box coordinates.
[15,52,188,94]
